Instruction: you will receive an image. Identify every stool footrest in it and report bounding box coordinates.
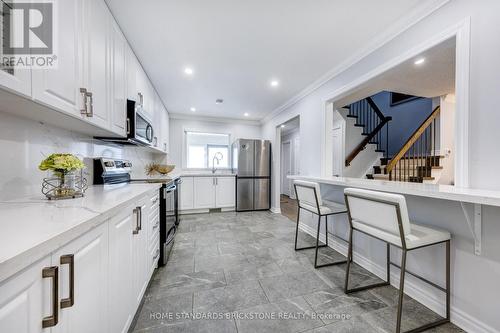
[402,318,449,333]
[315,259,347,268]
[295,244,327,251]
[345,281,390,294]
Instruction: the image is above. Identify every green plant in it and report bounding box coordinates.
[39,153,85,174]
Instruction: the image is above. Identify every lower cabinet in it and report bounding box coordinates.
[181,176,235,212]
[0,191,159,333]
[0,255,51,333]
[52,223,109,333]
[108,205,135,333]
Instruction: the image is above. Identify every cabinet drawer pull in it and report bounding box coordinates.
[153,249,160,260]
[42,266,59,328]
[133,207,139,234]
[152,197,158,205]
[138,206,142,231]
[60,254,74,309]
[153,220,159,230]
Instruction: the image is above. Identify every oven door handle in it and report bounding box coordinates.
[164,185,177,196]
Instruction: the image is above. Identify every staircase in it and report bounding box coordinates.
[344,97,392,167]
[368,105,442,183]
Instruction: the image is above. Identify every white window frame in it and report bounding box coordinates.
[182,129,232,170]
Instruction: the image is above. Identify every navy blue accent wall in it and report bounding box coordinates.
[371,91,433,157]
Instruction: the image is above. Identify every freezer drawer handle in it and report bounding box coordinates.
[60,254,75,308]
[42,266,59,328]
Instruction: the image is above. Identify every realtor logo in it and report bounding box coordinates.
[1,0,56,68]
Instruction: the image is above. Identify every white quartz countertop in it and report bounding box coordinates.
[0,183,161,283]
[289,175,500,207]
[175,171,236,177]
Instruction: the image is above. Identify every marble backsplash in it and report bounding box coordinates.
[0,112,167,201]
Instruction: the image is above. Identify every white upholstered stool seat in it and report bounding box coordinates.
[351,220,451,250]
[300,199,347,216]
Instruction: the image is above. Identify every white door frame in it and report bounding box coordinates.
[331,118,345,177]
[281,140,292,196]
[320,18,471,187]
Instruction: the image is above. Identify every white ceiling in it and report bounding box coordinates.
[106,0,442,120]
[334,37,456,107]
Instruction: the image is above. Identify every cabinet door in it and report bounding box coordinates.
[0,1,31,97]
[215,177,235,208]
[32,0,82,117]
[126,45,138,101]
[194,177,216,209]
[82,0,110,129]
[52,223,108,333]
[0,256,52,333]
[110,22,127,136]
[132,196,149,308]
[108,206,134,333]
[180,177,194,210]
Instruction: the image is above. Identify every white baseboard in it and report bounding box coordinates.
[298,222,498,333]
[270,206,281,214]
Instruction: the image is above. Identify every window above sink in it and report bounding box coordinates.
[185,131,230,169]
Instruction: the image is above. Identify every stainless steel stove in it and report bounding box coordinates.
[91,158,180,266]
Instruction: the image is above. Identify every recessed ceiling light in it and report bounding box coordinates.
[414,58,425,65]
[215,99,224,104]
[244,113,249,117]
[190,107,196,112]
[184,67,194,75]
[270,80,279,87]
[281,124,285,128]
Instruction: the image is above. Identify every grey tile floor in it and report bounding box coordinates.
[130,211,464,333]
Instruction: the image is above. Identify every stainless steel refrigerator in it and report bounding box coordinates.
[232,139,271,211]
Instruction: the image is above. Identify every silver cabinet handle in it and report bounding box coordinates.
[152,197,158,205]
[163,143,167,151]
[80,88,88,115]
[153,136,158,147]
[85,92,93,117]
[138,92,144,107]
[132,207,141,234]
[153,220,159,230]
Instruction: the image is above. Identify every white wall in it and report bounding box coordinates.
[0,112,164,201]
[439,94,456,185]
[261,1,500,331]
[169,116,262,170]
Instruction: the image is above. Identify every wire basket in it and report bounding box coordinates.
[42,170,88,200]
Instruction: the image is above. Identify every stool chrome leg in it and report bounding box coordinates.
[396,250,407,333]
[345,228,390,293]
[294,207,327,251]
[314,215,347,268]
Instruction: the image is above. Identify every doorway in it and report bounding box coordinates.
[279,116,300,222]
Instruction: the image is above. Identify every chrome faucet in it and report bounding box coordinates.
[212,152,223,174]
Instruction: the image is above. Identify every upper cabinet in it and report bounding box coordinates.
[0,0,169,153]
[32,0,83,118]
[81,0,111,129]
[110,21,127,136]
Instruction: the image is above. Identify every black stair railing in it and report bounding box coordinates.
[345,97,392,167]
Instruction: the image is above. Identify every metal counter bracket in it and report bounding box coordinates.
[460,202,482,255]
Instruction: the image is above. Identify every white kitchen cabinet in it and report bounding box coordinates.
[32,0,83,118]
[180,177,194,210]
[51,222,109,333]
[110,21,127,136]
[81,0,111,129]
[108,206,135,333]
[0,256,52,333]
[160,104,170,153]
[194,177,216,209]
[132,196,149,308]
[126,45,138,101]
[215,177,236,208]
[0,68,31,97]
[191,176,236,210]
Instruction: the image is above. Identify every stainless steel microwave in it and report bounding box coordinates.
[95,99,154,146]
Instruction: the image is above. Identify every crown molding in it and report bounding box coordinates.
[261,0,451,124]
[169,113,261,126]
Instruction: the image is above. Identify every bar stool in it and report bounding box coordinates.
[293,180,348,268]
[343,188,451,333]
